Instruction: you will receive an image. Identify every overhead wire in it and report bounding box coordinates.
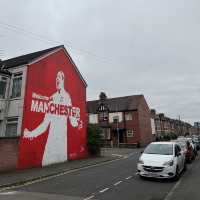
[0,20,115,65]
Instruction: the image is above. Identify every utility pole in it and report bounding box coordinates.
[117,116,119,148]
[114,104,120,148]
[197,122,200,135]
[178,115,181,136]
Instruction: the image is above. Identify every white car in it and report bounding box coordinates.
[137,142,186,180]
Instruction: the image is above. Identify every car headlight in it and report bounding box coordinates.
[138,159,144,164]
[163,160,174,167]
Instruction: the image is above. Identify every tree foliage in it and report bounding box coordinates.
[87,124,102,156]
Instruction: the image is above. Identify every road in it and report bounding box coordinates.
[0,149,199,200]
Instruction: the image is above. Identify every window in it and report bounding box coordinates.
[125,112,132,121]
[98,112,109,122]
[97,103,109,122]
[5,118,18,137]
[0,77,7,99]
[113,116,119,123]
[100,130,106,139]
[100,128,111,140]
[11,73,22,98]
[127,129,134,137]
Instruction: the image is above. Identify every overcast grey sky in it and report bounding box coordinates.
[0,0,199,123]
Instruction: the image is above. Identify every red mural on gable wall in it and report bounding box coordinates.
[18,49,87,169]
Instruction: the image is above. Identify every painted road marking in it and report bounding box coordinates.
[114,181,122,186]
[99,188,109,193]
[164,178,182,200]
[83,195,95,200]
[0,158,124,192]
[111,154,123,157]
[0,149,142,193]
[126,176,133,180]
[0,191,18,195]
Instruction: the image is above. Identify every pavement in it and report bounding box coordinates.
[0,148,199,200]
[165,155,200,200]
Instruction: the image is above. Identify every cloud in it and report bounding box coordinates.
[0,0,200,123]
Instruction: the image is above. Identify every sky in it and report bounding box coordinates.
[0,0,199,124]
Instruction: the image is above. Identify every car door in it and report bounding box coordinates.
[175,144,184,171]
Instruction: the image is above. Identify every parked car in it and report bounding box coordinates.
[185,140,195,163]
[192,137,200,151]
[177,137,197,160]
[174,140,187,154]
[137,142,186,180]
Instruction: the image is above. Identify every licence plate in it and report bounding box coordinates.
[146,172,158,177]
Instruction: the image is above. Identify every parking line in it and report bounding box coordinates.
[126,176,133,180]
[164,178,182,200]
[0,158,124,192]
[99,188,109,193]
[83,195,95,200]
[114,181,122,186]
[0,191,18,195]
[164,163,194,200]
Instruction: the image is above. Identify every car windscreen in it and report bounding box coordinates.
[193,138,199,143]
[144,143,173,155]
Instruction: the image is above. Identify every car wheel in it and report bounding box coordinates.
[183,161,187,172]
[174,166,180,181]
[139,175,144,179]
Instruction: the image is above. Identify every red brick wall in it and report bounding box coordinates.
[138,97,153,146]
[0,138,19,172]
[125,111,140,144]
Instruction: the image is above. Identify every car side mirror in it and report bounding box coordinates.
[141,150,143,154]
[176,152,181,157]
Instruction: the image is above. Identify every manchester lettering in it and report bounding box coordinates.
[30,100,80,117]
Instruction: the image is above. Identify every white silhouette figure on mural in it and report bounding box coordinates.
[23,71,82,166]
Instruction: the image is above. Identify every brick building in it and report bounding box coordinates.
[151,109,193,138]
[0,45,87,171]
[87,93,153,147]
[193,122,200,135]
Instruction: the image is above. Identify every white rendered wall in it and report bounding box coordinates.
[109,112,123,123]
[2,65,27,137]
[89,114,98,124]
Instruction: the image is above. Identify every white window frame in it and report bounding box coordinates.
[127,129,134,137]
[11,72,23,99]
[0,76,7,99]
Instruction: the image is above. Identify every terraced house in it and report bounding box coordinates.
[0,45,88,172]
[150,109,193,138]
[87,92,154,147]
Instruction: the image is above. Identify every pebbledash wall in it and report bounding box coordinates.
[0,46,88,172]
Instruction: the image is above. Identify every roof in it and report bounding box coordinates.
[1,45,64,69]
[87,95,144,113]
[1,45,87,86]
[0,60,11,75]
[0,68,11,75]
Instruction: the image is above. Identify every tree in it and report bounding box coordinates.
[87,124,102,156]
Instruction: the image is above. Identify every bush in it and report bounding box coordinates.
[161,133,177,141]
[87,124,102,156]
[170,133,177,140]
[163,134,171,141]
